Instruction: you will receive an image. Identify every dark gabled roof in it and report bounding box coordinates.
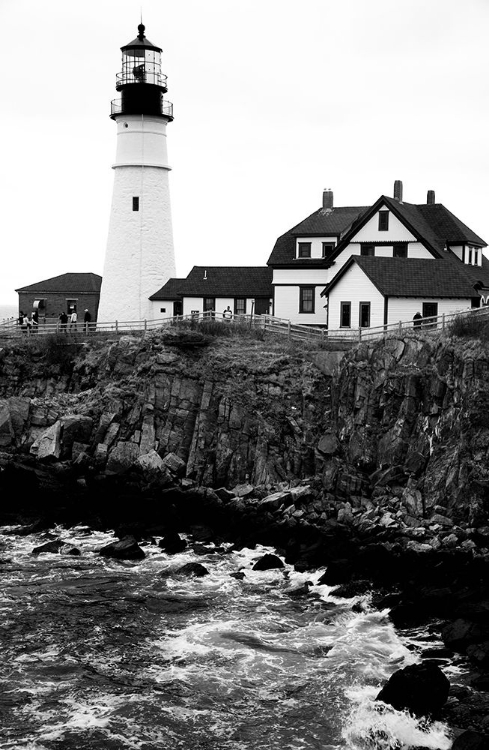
[15,273,102,294]
[150,266,273,300]
[270,194,487,268]
[324,256,482,299]
[267,206,367,266]
[417,203,486,247]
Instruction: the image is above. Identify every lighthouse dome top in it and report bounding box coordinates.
[121,23,162,53]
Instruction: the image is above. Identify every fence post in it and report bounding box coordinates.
[398,321,402,335]
[115,320,118,334]
[287,321,291,340]
[144,319,147,335]
[358,327,362,342]
[442,313,445,329]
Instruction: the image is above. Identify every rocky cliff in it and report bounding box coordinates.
[1,329,489,535]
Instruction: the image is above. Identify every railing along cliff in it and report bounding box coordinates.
[1,305,489,345]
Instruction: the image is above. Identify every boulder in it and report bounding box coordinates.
[466,641,489,669]
[159,532,187,554]
[252,553,284,571]
[442,618,489,653]
[106,442,140,473]
[259,491,292,511]
[32,539,65,555]
[376,661,450,717]
[137,450,165,472]
[99,535,145,560]
[317,433,339,456]
[175,562,209,577]
[452,731,489,750]
[31,421,62,460]
[161,452,186,477]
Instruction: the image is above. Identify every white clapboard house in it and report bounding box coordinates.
[268,181,489,330]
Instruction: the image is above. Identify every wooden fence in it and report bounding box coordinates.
[1,305,489,345]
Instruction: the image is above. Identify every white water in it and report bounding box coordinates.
[0,526,454,749]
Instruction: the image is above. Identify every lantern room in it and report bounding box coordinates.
[111,24,173,120]
[116,24,167,91]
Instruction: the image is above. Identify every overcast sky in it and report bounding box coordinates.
[1,0,488,305]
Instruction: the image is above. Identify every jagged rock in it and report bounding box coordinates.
[137,450,164,472]
[175,562,209,577]
[106,442,140,473]
[452,731,489,749]
[232,483,255,498]
[376,661,450,716]
[252,553,284,571]
[259,491,292,511]
[161,452,186,476]
[159,532,187,554]
[60,415,93,454]
[99,535,145,560]
[31,421,62,460]
[0,401,15,447]
[32,539,65,555]
[230,571,246,580]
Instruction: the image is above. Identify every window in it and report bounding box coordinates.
[66,299,77,313]
[378,211,389,231]
[468,247,473,265]
[340,302,351,328]
[132,196,139,211]
[298,242,312,258]
[359,302,371,327]
[422,302,438,329]
[322,242,335,258]
[203,297,215,312]
[234,298,246,315]
[299,286,315,313]
[393,243,408,258]
[361,244,375,256]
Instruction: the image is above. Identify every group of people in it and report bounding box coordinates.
[58,309,92,333]
[18,310,39,334]
[18,308,93,334]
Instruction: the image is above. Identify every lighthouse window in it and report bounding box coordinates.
[132,197,140,211]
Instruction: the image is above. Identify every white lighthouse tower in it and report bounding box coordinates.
[98,24,176,323]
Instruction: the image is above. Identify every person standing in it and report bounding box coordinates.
[31,312,39,333]
[59,311,68,334]
[69,309,77,331]
[83,309,92,333]
[223,306,233,322]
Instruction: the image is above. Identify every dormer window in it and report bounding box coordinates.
[322,242,335,258]
[378,211,389,231]
[298,242,312,258]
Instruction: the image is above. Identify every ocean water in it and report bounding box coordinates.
[0,527,454,750]
[0,303,17,323]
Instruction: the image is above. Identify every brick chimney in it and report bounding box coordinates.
[323,189,333,209]
[427,190,436,204]
[393,180,403,202]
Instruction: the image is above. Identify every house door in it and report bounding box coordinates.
[173,300,183,316]
[422,302,438,328]
[203,297,216,319]
[254,298,270,315]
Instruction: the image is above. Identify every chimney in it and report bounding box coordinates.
[393,180,403,202]
[427,190,436,205]
[322,188,333,209]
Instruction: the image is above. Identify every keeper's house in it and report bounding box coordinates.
[268,181,489,330]
[16,273,102,322]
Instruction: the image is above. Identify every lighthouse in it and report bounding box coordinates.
[98,24,176,323]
